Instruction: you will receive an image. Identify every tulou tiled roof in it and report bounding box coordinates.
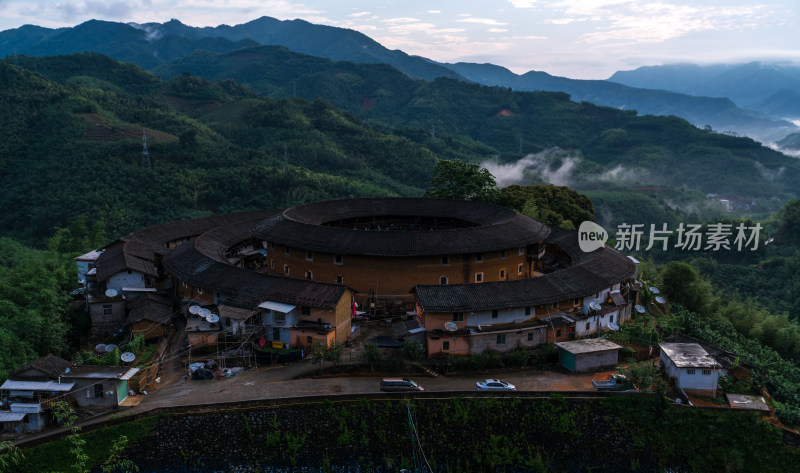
[164,237,347,311]
[251,198,550,256]
[12,354,73,380]
[95,241,158,282]
[414,231,634,313]
[126,293,174,325]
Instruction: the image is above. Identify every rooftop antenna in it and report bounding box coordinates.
[141,128,151,169]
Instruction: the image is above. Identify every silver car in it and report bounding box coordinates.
[475,379,516,391]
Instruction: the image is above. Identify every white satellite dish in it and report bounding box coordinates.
[105,289,118,298]
[64,367,71,374]
[655,296,666,304]
[443,321,458,332]
[105,344,118,353]
[95,343,107,353]
[608,322,620,331]
[590,301,602,311]
[634,305,646,313]
[649,286,660,294]
[199,308,211,318]
[120,352,135,363]
[206,314,219,323]
[189,306,201,315]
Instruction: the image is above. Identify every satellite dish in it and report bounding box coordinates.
[64,367,71,374]
[206,314,219,323]
[443,321,458,332]
[655,296,666,304]
[590,301,602,311]
[120,352,135,363]
[634,305,646,313]
[95,343,107,353]
[199,308,211,318]
[649,286,660,294]
[189,305,200,315]
[608,322,620,331]
[105,344,118,353]
[105,289,118,297]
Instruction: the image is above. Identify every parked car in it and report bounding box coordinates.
[475,379,516,391]
[380,378,424,392]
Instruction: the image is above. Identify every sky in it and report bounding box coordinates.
[0,0,798,79]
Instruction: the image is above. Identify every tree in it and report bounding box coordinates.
[363,342,380,372]
[423,159,500,202]
[778,198,800,246]
[401,338,424,361]
[618,359,665,393]
[497,184,594,228]
[660,261,712,314]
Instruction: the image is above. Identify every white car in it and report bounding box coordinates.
[475,379,516,391]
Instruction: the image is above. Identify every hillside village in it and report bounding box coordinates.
[0,197,774,439]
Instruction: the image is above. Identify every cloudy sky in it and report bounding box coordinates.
[1,0,797,79]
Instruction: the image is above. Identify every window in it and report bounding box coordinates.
[702,369,712,375]
[496,334,507,345]
[574,298,580,306]
[491,310,499,319]
[499,250,506,259]
[687,369,696,375]
[182,281,188,289]
[551,302,558,310]
[270,242,276,250]
[610,315,614,323]
[307,336,313,344]
[519,247,525,256]
[270,259,275,269]
[102,304,113,316]
[306,250,313,261]
[525,306,531,316]
[556,329,562,337]
[527,332,534,342]
[285,247,291,256]
[336,275,343,284]
[440,276,448,285]
[275,312,286,323]
[518,263,524,275]
[499,268,506,279]
[586,322,590,331]
[305,270,313,280]
[443,341,450,351]
[441,256,449,265]
[301,306,311,316]
[475,272,484,283]
[284,264,290,275]
[476,253,483,263]
[94,384,103,398]
[453,312,464,322]
[197,287,203,295]
[334,254,343,265]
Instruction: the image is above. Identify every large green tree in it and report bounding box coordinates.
[423,159,500,202]
[498,184,594,228]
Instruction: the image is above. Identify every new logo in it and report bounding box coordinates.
[578,221,609,253]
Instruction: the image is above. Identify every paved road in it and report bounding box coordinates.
[136,362,616,410]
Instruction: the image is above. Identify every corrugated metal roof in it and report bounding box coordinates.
[9,403,41,413]
[0,411,26,421]
[219,304,257,320]
[0,380,75,392]
[119,368,140,380]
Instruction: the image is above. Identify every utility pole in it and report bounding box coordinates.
[141,129,151,169]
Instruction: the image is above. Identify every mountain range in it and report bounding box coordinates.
[1,17,798,146]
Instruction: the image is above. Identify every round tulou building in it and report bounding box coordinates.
[81,198,639,358]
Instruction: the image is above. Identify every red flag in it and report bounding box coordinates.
[258,336,266,347]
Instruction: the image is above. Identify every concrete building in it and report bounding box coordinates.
[555,338,623,372]
[659,342,726,398]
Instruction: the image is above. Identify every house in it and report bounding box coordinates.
[659,342,726,398]
[10,354,73,382]
[61,366,140,408]
[0,380,75,433]
[468,320,547,355]
[75,249,103,284]
[555,338,623,372]
[126,293,174,340]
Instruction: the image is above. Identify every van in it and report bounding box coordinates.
[380,378,424,392]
